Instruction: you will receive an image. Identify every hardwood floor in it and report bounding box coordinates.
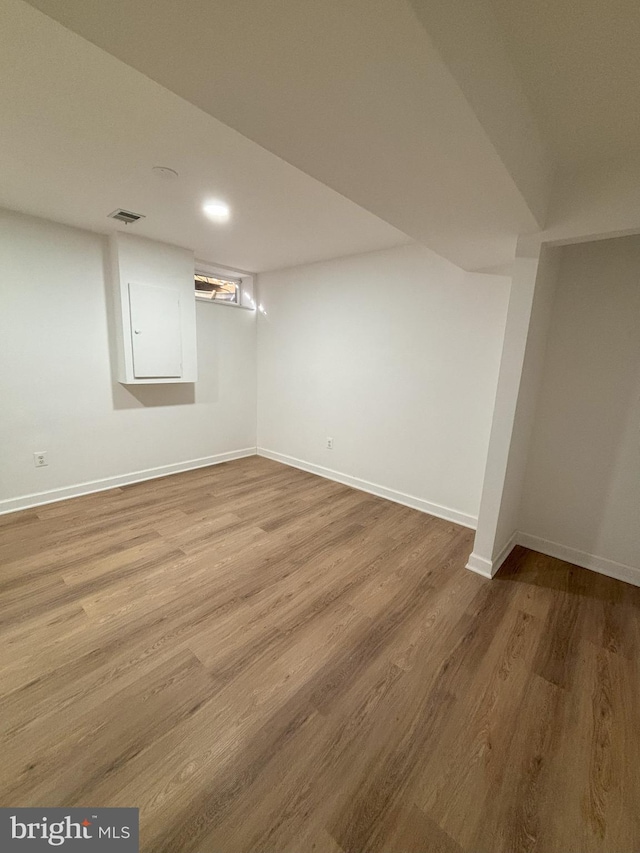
[1,456,639,852]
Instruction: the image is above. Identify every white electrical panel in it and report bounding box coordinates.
[109,233,197,384]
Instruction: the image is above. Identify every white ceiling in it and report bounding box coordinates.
[20,0,544,271]
[13,0,636,270]
[490,0,640,169]
[0,0,411,273]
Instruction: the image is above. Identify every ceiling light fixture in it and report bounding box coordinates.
[203,200,231,222]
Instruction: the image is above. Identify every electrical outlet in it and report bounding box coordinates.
[326,437,333,450]
[34,452,48,468]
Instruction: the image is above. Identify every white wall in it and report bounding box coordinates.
[0,209,256,511]
[256,244,509,526]
[519,236,640,579]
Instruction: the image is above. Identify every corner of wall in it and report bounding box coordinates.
[465,552,494,578]
[467,531,518,579]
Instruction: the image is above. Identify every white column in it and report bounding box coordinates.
[467,237,560,577]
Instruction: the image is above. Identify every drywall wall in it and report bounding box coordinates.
[468,240,560,576]
[519,236,640,579]
[256,243,509,526]
[0,208,256,511]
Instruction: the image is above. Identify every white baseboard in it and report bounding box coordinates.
[466,532,517,579]
[467,530,640,588]
[0,448,257,515]
[465,552,493,578]
[257,447,477,529]
[517,532,640,588]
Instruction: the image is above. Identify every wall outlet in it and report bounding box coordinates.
[34,451,48,468]
[326,437,333,450]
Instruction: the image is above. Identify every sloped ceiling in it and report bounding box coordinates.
[490,0,640,169]
[21,0,549,271]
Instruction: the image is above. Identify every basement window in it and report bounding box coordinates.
[194,261,255,309]
[195,273,240,304]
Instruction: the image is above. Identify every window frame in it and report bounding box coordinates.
[194,260,255,311]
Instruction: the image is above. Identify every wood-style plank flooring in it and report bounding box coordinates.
[1,456,639,852]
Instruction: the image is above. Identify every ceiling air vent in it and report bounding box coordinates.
[108,208,145,225]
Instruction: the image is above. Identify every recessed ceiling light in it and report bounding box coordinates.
[152,166,179,180]
[203,200,231,222]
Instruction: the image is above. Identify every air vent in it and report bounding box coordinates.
[108,208,145,225]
